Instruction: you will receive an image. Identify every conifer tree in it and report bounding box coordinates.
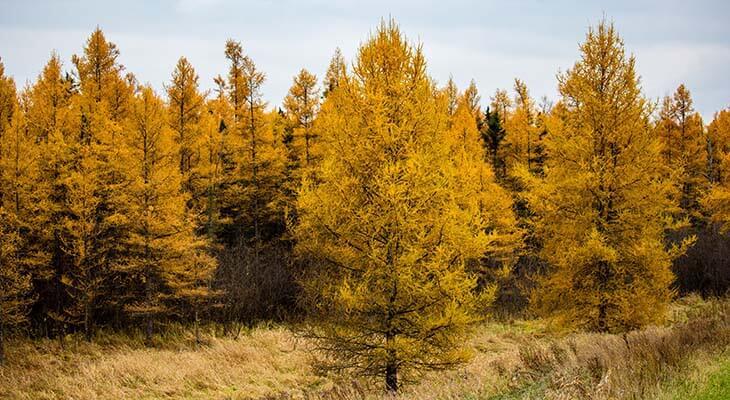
[195,98,229,239]
[166,57,205,197]
[703,109,730,227]
[0,207,31,365]
[26,53,72,142]
[490,89,512,123]
[655,84,706,221]
[444,77,459,120]
[481,106,508,179]
[0,59,15,140]
[55,137,111,341]
[295,21,519,391]
[525,21,687,332]
[24,54,73,331]
[72,28,134,123]
[118,87,215,343]
[283,69,319,167]
[323,47,346,98]
[461,79,481,114]
[221,40,285,243]
[1,96,51,295]
[505,79,540,173]
[0,97,34,364]
[53,28,133,338]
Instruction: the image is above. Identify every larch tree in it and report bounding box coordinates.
[0,96,34,365]
[0,207,31,366]
[461,79,481,115]
[26,53,73,142]
[525,21,687,333]
[283,69,320,167]
[2,92,52,300]
[71,28,134,124]
[0,59,15,141]
[505,79,540,173]
[490,89,512,124]
[118,87,215,344]
[55,133,111,341]
[196,97,229,240]
[322,47,346,98]
[295,21,519,392]
[24,53,73,332]
[220,40,286,244]
[53,28,132,339]
[447,85,521,274]
[444,76,459,120]
[166,57,206,199]
[703,109,730,227]
[655,84,706,222]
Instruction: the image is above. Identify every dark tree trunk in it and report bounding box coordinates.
[597,260,610,333]
[597,300,608,333]
[385,360,398,393]
[146,317,153,345]
[194,309,200,348]
[84,300,92,342]
[0,316,5,366]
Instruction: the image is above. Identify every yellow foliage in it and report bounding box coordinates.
[703,109,730,228]
[655,84,706,220]
[295,20,520,391]
[526,21,684,333]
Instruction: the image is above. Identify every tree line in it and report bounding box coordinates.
[1,18,729,390]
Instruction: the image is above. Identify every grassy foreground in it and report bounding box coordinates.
[0,295,728,400]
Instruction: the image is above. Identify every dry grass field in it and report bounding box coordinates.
[0,295,727,400]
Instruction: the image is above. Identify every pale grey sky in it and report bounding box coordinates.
[1,0,728,119]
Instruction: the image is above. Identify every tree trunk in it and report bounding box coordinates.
[597,299,608,333]
[58,323,65,350]
[194,309,200,348]
[385,358,398,393]
[84,300,92,342]
[145,272,153,346]
[0,314,5,366]
[146,317,153,346]
[597,260,610,333]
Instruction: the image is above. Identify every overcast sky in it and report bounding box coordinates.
[1,0,728,119]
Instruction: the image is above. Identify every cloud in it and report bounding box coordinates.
[175,0,226,14]
[633,42,730,118]
[0,1,727,119]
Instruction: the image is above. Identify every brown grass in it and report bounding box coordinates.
[0,326,328,399]
[297,295,730,400]
[1,295,727,400]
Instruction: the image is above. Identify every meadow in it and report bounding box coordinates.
[1,295,727,400]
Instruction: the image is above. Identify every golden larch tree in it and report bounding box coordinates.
[525,21,687,333]
[283,69,320,167]
[703,109,730,227]
[24,54,73,326]
[72,28,134,123]
[444,76,459,120]
[166,57,206,197]
[322,47,346,98]
[0,88,34,364]
[655,84,706,221]
[118,87,215,343]
[295,21,519,392]
[195,96,230,239]
[52,28,133,338]
[220,40,286,244]
[505,79,541,173]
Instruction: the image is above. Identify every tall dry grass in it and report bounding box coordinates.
[1,296,727,400]
[289,295,730,400]
[0,325,328,399]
